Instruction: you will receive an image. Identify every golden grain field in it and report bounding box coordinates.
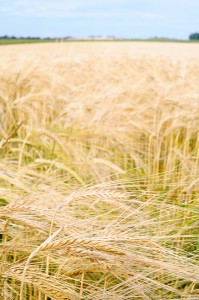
[0,42,199,300]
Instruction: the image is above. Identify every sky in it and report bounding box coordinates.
[0,0,198,39]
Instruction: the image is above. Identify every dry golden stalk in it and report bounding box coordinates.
[0,119,26,150]
[37,129,70,156]
[3,268,80,300]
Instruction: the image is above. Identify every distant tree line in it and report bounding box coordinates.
[1,34,199,41]
[0,35,71,40]
[0,35,42,39]
[189,33,199,40]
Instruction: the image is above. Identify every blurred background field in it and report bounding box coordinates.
[1,41,199,59]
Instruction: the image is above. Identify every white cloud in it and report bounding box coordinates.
[0,0,161,20]
[0,0,77,17]
[15,0,77,17]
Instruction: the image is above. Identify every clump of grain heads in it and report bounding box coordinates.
[0,44,199,299]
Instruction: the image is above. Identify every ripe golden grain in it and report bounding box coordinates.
[0,42,199,299]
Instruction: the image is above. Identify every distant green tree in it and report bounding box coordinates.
[189,33,199,40]
[0,35,9,39]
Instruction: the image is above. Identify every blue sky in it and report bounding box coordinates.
[0,0,198,39]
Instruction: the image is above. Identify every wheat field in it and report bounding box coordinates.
[0,42,199,299]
